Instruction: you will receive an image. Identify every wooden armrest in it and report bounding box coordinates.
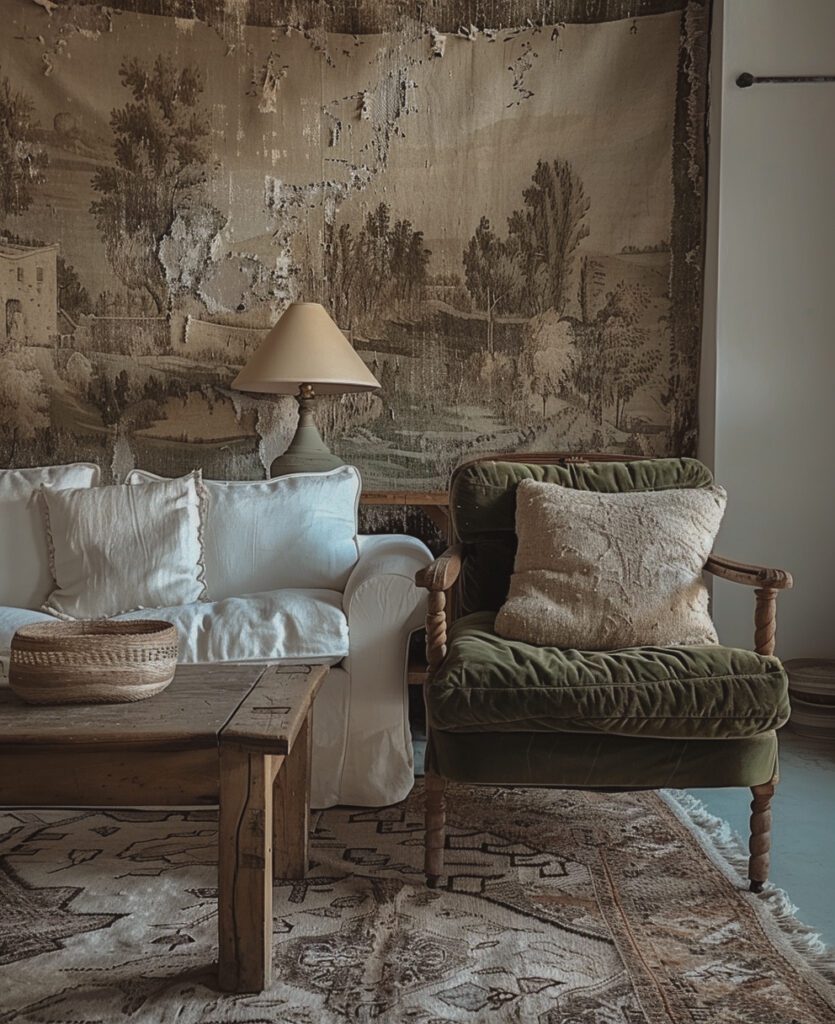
[415,545,463,672]
[705,555,793,590]
[706,554,792,656]
[415,544,464,592]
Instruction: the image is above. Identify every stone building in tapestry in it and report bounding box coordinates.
[0,242,58,347]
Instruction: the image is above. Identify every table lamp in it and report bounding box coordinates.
[231,302,380,476]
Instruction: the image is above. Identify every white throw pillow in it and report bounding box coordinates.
[126,466,361,599]
[495,480,727,650]
[41,472,208,620]
[0,463,100,610]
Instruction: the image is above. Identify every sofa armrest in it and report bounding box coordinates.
[344,535,434,612]
[705,554,793,657]
[337,534,433,806]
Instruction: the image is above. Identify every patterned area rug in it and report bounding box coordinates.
[0,786,833,1023]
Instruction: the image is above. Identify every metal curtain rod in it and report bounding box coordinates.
[737,72,835,88]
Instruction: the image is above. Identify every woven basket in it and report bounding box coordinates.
[784,659,835,739]
[9,620,179,705]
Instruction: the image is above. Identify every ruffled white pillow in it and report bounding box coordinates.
[0,463,100,609]
[41,471,208,620]
[126,466,361,599]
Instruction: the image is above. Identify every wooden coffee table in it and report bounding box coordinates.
[0,662,327,993]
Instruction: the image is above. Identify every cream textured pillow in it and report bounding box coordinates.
[41,472,208,620]
[495,480,727,650]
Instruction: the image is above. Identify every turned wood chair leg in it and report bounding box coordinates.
[748,780,776,893]
[425,773,447,888]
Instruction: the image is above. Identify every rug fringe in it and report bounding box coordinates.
[662,790,835,994]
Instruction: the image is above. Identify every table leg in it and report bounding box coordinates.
[218,745,274,993]
[273,709,312,880]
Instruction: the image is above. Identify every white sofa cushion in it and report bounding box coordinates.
[0,606,57,680]
[0,463,100,609]
[126,466,361,599]
[1,589,347,680]
[114,589,347,665]
[41,472,208,620]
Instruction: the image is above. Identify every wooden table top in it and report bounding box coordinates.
[0,663,328,754]
[359,490,448,505]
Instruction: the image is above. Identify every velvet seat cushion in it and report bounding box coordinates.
[426,729,779,789]
[427,613,790,741]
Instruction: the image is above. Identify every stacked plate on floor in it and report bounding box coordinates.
[784,659,835,739]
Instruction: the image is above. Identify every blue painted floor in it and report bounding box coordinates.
[689,728,835,947]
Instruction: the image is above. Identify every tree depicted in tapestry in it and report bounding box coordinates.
[0,1,709,485]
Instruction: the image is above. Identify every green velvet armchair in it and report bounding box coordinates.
[415,454,793,892]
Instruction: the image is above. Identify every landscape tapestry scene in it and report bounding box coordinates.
[0,0,710,487]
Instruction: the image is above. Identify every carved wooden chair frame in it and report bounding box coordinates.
[415,452,793,892]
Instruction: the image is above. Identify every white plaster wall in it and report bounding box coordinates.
[700,0,835,659]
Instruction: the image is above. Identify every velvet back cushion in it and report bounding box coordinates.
[41,472,208,620]
[450,457,715,615]
[495,480,727,650]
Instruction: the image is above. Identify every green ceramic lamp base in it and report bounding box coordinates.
[269,390,344,477]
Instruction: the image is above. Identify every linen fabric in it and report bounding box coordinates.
[495,479,727,650]
[126,466,361,599]
[0,463,100,609]
[451,457,714,615]
[337,535,431,807]
[0,593,347,681]
[41,472,207,620]
[0,605,56,680]
[114,588,348,665]
[430,612,790,740]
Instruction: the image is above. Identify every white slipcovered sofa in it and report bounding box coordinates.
[0,462,432,808]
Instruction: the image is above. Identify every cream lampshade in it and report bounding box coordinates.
[231,302,380,476]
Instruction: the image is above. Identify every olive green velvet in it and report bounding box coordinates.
[429,456,786,797]
[425,728,779,789]
[428,613,790,740]
[451,456,714,615]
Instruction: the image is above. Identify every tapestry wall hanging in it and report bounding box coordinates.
[0,0,711,487]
